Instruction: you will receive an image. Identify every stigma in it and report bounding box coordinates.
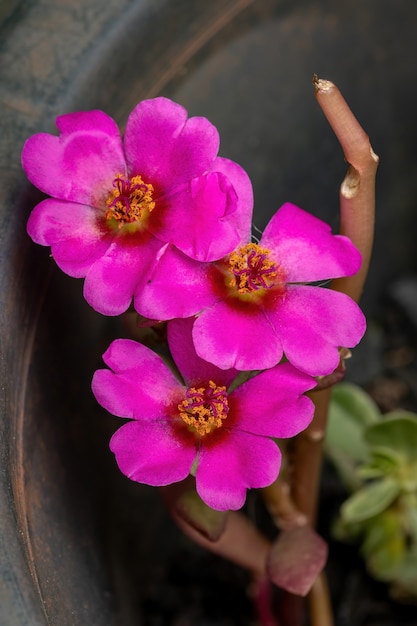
[105,174,155,228]
[227,243,282,293]
[178,380,229,437]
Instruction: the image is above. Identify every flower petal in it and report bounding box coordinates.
[22,110,126,205]
[110,420,196,486]
[27,198,112,277]
[150,172,240,262]
[230,362,316,438]
[92,339,183,418]
[266,285,366,376]
[261,203,362,282]
[134,245,217,320]
[209,156,254,244]
[193,301,283,370]
[167,317,239,388]
[83,234,163,315]
[124,97,219,187]
[196,431,281,511]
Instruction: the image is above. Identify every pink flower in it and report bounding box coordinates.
[91,318,316,511]
[136,203,366,376]
[22,98,253,315]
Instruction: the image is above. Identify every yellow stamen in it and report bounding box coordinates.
[105,174,155,228]
[228,243,278,293]
[178,380,229,437]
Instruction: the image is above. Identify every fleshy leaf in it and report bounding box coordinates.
[361,510,406,581]
[325,382,381,490]
[404,493,417,536]
[266,526,328,596]
[365,413,417,463]
[341,478,401,524]
[357,448,403,479]
[326,382,380,462]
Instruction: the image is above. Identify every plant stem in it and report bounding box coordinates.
[313,75,379,303]
[280,76,378,626]
[290,388,332,526]
[308,573,334,626]
[294,75,378,520]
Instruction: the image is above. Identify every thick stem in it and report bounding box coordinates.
[292,76,378,520]
[279,76,378,626]
[313,75,379,302]
[290,388,331,526]
[308,572,334,626]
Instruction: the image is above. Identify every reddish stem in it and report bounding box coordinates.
[273,76,378,626]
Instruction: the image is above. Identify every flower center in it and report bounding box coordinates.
[105,174,155,227]
[178,380,229,437]
[227,243,280,293]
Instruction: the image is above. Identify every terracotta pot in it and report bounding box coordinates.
[1,0,417,624]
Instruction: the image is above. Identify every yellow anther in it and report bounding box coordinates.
[178,380,229,437]
[105,174,155,227]
[227,243,278,293]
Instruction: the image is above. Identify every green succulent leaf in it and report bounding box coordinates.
[341,478,401,524]
[325,382,381,490]
[326,382,380,463]
[365,413,417,463]
[357,448,403,479]
[362,509,406,581]
[404,494,417,537]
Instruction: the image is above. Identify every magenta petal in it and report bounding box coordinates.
[196,432,281,511]
[52,236,113,278]
[27,198,89,246]
[230,363,316,438]
[27,198,112,277]
[22,110,126,205]
[124,97,219,187]
[167,317,239,388]
[92,369,162,420]
[261,203,362,282]
[133,245,217,320]
[193,301,283,371]
[92,339,183,418]
[110,420,196,486]
[83,235,163,316]
[267,285,366,376]
[153,172,240,262]
[101,337,170,376]
[209,156,254,244]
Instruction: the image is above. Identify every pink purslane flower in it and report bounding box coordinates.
[22,97,253,315]
[91,318,316,511]
[136,202,366,376]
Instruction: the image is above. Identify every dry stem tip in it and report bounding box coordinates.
[312,73,334,94]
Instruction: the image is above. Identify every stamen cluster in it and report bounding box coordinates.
[178,380,229,437]
[228,243,278,293]
[105,174,155,227]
